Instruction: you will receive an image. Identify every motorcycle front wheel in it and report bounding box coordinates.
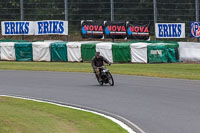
[107,72,114,86]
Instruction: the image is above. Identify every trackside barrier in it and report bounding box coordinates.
[15,42,33,61]
[51,42,68,62]
[130,42,150,63]
[178,42,200,62]
[147,42,179,63]
[32,42,51,62]
[0,42,16,61]
[112,42,132,63]
[0,40,200,63]
[81,42,99,61]
[96,42,114,63]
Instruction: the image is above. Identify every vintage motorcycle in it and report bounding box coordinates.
[95,66,114,86]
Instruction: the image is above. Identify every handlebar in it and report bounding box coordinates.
[95,64,111,69]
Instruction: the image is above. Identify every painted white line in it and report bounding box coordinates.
[0,95,137,133]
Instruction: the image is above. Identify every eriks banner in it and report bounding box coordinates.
[1,21,35,35]
[1,20,68,35]
[155,23,185,38]
[35,20,68,35]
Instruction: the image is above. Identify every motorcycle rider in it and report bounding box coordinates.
[92,52,111,81]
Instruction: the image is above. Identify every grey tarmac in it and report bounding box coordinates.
[0,70,200,133]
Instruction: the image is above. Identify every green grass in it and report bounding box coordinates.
[0,96,128,133]
[0,61,200,80]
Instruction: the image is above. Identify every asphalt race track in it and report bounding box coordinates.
[0,70,200,133]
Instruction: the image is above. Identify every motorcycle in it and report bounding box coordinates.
[95,66,114,86]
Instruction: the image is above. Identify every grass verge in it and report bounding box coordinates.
[0,61,200,80]
[0,96,128,133]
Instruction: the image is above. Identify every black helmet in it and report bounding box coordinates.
[96,52,100,56]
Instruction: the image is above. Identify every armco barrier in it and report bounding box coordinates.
[96,42,114,63]
[179,42,200,62]
[147,42,179,63]
[0,41,200,63]
[130,42,150,63]
[112,42,132,63]
[51,42,68,62]
[0,42,16,61]
[81,42,98,61]
[15,42,33,61]
[32,42,51,62]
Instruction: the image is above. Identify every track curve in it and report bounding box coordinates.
[0,70,200,133]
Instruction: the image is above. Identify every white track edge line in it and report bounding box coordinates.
[0,95,138,133]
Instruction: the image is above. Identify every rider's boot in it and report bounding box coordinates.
[98,74,102,82]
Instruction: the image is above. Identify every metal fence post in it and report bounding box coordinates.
[64,0,68,41]
[196,0,199,42]
[110,0,114,42]
[153,0,157,40]
[20,0,24,21]
[110,0,114,21]
[20,0,24,40]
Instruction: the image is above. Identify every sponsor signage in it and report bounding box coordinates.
[81,20,150,40]
[35,20,68,35]
[81,20,104,39]
[1,21,35,35]
[190,21,200,38]
[127,22,150,40]
[104,21,127,39]
[1,20,68,35]
[155,23,185,38]
[150,50,162,55]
